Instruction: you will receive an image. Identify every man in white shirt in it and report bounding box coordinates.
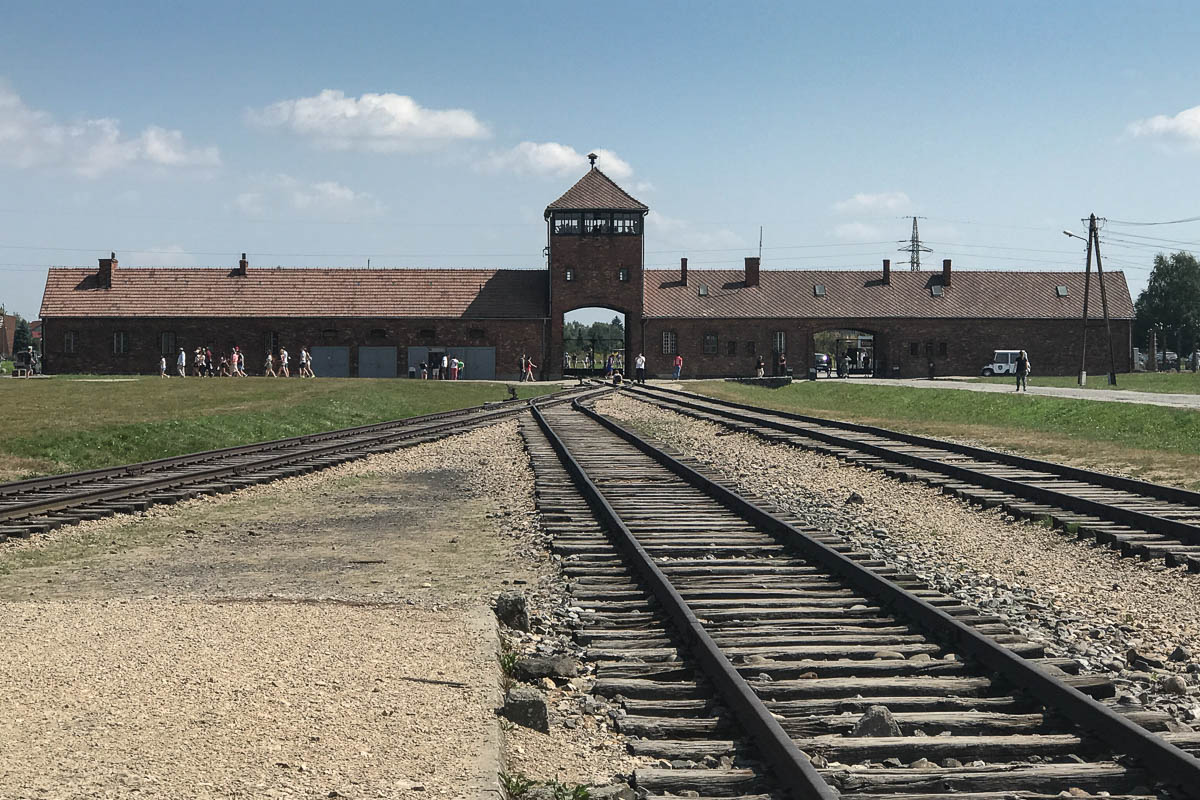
[279,347,290,378]
[634,353,647,385]
[176,348,186,377]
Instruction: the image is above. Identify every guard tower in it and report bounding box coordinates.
[545,154,649,377]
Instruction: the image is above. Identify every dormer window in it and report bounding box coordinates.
[931,285,944,297]
[553,212,581,235]
[1056,285,1069,297]
[813,284,826,297]
[583,212,611,235]
[698,284,709,297]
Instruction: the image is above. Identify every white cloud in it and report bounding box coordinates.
[648,210,744,251]
[833,191,911,214]
[123,245,198,268]
[248,89,489,151]
[0,81,219,178]
[1128,105,1200,146]
[233,174,381,218]
[484,141,634,179]
[830,221,885,240]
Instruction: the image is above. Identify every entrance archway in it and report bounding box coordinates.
[813,328,876,377]
[563,307,627,376]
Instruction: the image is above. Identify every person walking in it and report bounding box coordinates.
[1015,350,1031,392]
[440,353,449,380]
[604,353,614,378]
[672,353,683,379]
[457,358,465,380]
[525,357,537,382]
[264,351,277,378]
[205,347,215,377]
[279,346,290,378]
[635,352,647,385]
[778,353,788,376]
[449,356,458,381]
[193,347,204,377]
[755,354,765,378]
[159,355,168,378]
[176,347,187,378]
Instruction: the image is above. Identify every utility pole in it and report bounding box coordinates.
[1065,215,1117,386]
[898,216,931,271]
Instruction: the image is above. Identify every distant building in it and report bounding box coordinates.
[0,314,16,359]
[39,167,1133,378]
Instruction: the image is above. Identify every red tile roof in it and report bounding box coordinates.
[544,168,648,214]
[40,267,548,319]
[644,268,1134,320]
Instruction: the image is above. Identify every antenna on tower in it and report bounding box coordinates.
[758,226,763,260]
[898,216,932,271]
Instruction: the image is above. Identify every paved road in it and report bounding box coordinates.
[844,376,1200,409]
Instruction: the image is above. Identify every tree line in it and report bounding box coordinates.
[1133,251,1200,357]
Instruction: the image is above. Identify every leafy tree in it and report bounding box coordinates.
[1133,251,1200,353]
[12,317,32,354]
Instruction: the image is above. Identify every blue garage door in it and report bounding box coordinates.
[358,346,397,378]
[310,346,350,377]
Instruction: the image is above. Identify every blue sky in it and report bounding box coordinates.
[2,0,1199,320]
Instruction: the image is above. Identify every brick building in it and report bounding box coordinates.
[39,162,1133,378]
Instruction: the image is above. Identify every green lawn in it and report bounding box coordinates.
[688,380,1200,489]
[0,376,556,480]
[0,361,11,376]
[974,371,1200,394]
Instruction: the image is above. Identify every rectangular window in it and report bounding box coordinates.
[583,212,611,235]
[113,331,129,355]
[553,212,581,235]
[813,284,826,297]
[64,330,78,354]
[909,342,919,356]
[662,330,678,355]
[618,268,629,282]
[703,332,718,355]
[266,331,280,352]
[925,342,934,356]
[160,331,176,356]
[938,342,948,357]
[565,268,574,282]
[773,331,786,354]
[469,328,485,340]
[612,212,642,235]
[370,328,387,338]
[726,340,737,356]
[322,328,338,341]
[419,328,436,339]
[747,340,756,355]
[698,284,709,297]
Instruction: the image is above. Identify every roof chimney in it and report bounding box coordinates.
[680,257,688,286]
[744,256,760,288]
[882,258,891,286]
[234,252,248,277]
[98,252,117,289]
[942,258,952,289]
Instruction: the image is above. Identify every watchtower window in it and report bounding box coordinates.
[553,212,581,235]
[565,268,574,282]
[618,268,629,282]
[583,212,611,235]
[612,212,642,235]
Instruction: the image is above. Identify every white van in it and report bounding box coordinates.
[981,350,1022,376]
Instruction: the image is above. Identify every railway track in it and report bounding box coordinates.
[524,391,1200,799]
[620,382,1200,572]
[0,387,584,542]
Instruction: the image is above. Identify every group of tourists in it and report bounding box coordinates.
[159,345,315,378]
[418,354,466,380]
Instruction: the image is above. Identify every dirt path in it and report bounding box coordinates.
[0,422,540,800]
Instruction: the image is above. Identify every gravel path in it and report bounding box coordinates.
[598,393,1200,724]
[0,420,639,799]
[849,376,1200,408]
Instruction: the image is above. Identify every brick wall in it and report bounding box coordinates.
[642,317,1133,379]
[548,230,643,375]
[41,316,548,379]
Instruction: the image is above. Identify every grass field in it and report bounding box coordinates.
[689,380,1200,489]
[0,376,556,480]
[975,371,1200,394]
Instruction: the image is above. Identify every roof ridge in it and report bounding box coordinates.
[545,167,648,213]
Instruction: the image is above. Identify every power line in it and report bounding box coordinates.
[1107,215,1200,226]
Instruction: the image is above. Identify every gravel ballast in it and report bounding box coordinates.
[0,419,639,799]
[598,392,1200,723]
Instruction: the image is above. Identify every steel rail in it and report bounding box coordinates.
[0,388,577,498]
[570,393,1200,795]
[637,382,1200,508]
[2,388,584,528]
[531,394,838,800]
[626,383,1200,547]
